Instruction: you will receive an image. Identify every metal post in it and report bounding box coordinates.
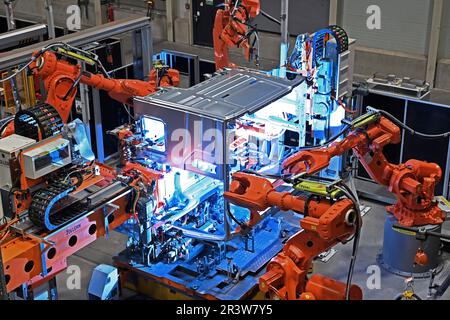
[166,0,174,42]
[193,55,200,85]
[132,30,144,80]
[279,0,289,78]
[426,0,443,88]
[79,62,92,144]
[4,0,16,31]
[444,138,450,198]
[399,100,408,163]
[329,0,338,25]
[92,88,105,162]
[44,0,56,39]
[132,24,153,80]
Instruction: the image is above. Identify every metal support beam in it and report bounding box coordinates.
[279,0,289,78]
[187,0,194,45]
[329,0,338,25]
[166,0,174,42]
[0,248,7,300]
[4,0,16,31]
[0,17,152,70]
[426,0,443,88]
[0,24,47,51]
[445,138,450,198]
[94,0,103,26]
[132,24,153,80]
[132,30,144,80]
[44,0,56,39]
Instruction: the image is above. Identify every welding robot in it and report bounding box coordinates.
[1,15,447,301]
[224,108,449,300]
[0,43,178,299]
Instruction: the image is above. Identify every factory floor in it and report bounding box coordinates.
[54,199,450,300]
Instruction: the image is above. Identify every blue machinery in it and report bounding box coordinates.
[271,25,354,178]
[114,70,303,299]
[114,27,355,300]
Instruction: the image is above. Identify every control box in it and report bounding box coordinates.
[22,137,72,180]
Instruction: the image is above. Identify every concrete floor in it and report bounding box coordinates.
[54,199,450,300]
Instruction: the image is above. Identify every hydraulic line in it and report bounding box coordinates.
[29,167,90,231]
[370,107,450,140]
[335,183,362,300]
[0,42,70,84]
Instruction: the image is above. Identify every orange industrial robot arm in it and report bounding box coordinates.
[283,112,445,227]
[1,48,179,137]
[213,0,260,70]
[224,172,362,300]
[31,50,179,123]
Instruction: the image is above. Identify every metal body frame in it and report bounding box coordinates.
[355,89,450,201]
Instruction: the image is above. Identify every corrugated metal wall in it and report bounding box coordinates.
[341,0,432,55]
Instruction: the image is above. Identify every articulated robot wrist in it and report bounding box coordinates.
[224,172,361,300]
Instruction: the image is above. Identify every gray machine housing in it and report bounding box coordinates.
[133,68,303,182]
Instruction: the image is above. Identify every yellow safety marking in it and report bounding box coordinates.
[392,226,416,237]
[57,48,96,65]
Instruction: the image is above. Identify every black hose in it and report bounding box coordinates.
[288,124,351,155]
[377,109,450,140]
[0,116,14,136]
